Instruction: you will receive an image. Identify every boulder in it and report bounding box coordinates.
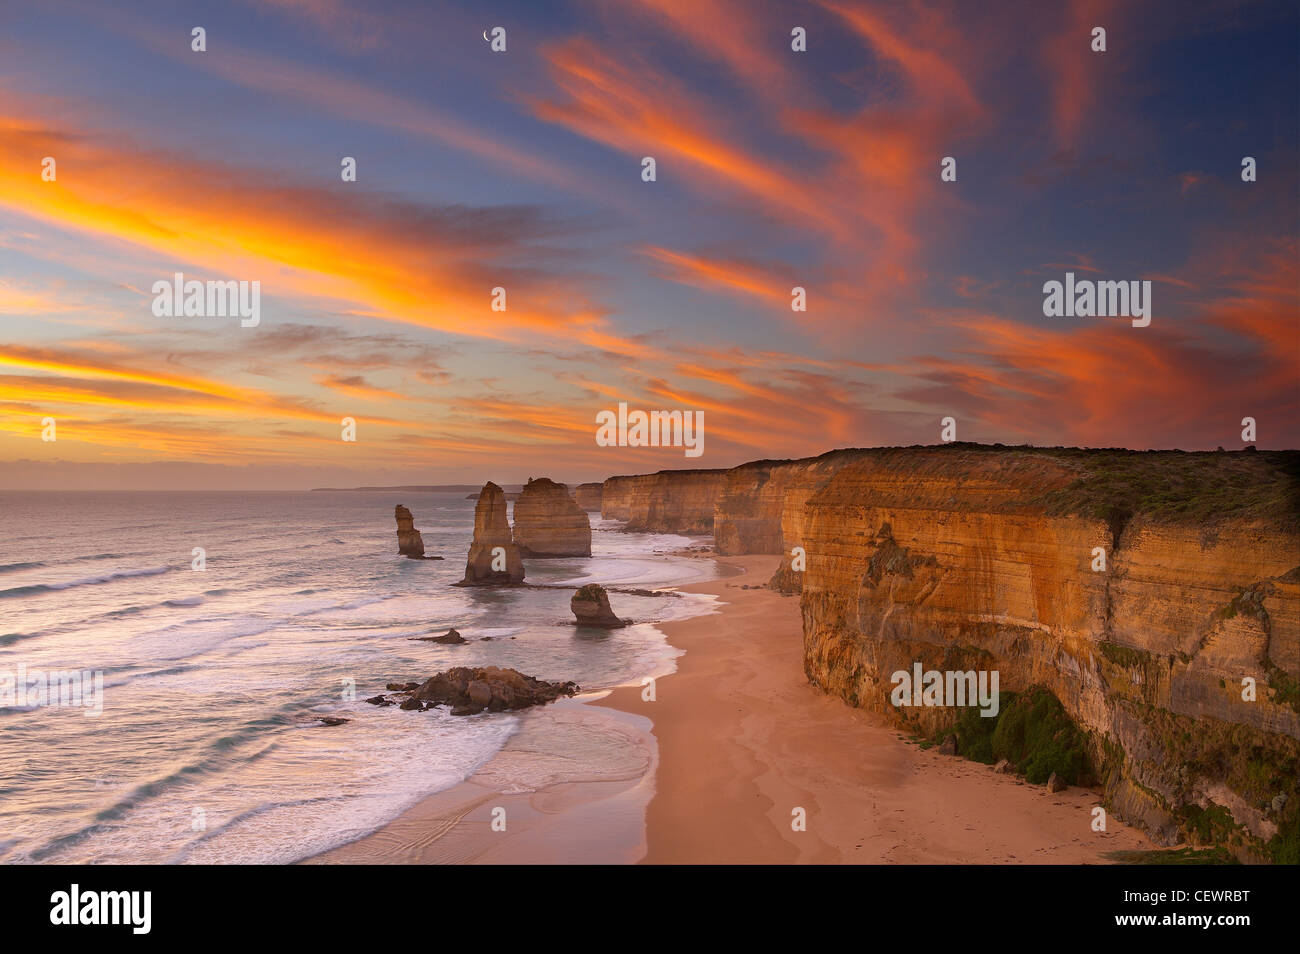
[466,680,493,708]
[993,758,1013,774]
[570,583,628,627]
[458,482,525,585]
[937,734,958,756]
[412,628,466,644]
[395,504,426,558]
[1046,772,1067,793]
[401,666,579,715]
[512,478,592,557]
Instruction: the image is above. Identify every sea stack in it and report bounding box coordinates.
[570,583,628,627]
[395,504,425,558]
[459,481,525,585]
[512,478,592,557]
[574,482,603,512]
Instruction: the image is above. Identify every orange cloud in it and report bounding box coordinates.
[1042,0,1121,150]
[0,110,628,353]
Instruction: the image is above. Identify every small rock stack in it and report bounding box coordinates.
[395,504,425,558]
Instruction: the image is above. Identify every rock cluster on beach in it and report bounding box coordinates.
[369,666,579,716]
[394,504,426,558]
[570,583,628,628]
[511,477,592,557]
[458,482,525,585]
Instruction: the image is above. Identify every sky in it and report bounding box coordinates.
[0,0,1296,490]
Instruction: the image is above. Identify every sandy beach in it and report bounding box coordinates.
[310,554,1154,864]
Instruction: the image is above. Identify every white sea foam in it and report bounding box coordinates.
[0,490,722,864]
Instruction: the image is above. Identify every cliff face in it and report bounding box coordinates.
[394,504,425,558]
[459,482,525,585]
[601,475,635,521]
[795,447,1300,855]
[712,460,793,556]
[512,478,592,557]
[574,482,603,512]
[711,451,861,573]
[600,469,728,533]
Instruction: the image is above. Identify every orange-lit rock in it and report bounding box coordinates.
[512,478,591,557]
[459,482,525,585]
[601,468,727,533]
[794,447,1299,852]
[394,504,425,558]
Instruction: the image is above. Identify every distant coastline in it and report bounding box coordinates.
[309,484,526,493]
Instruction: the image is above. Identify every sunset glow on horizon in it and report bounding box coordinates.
[1,0,1296,489]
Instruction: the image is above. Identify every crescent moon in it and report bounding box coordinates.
[482,30,489,42]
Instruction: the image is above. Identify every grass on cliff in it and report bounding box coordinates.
[929,687,1091,785]
[1028,447,1300,530]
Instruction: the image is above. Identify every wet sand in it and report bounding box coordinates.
[310,554,1153,864]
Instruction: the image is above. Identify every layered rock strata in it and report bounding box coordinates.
[394,504,426,558]
[511,478,592,557]
[792,446,1299,857]
[574,482,604,512]
[600,468,728,533]
[458,482,525,585]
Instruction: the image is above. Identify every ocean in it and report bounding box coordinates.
[0,491,719,864]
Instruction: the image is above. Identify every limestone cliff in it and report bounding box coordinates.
[600,475,636,521]
[793,446,1300,858]
[458,481,525,585]
[712,451,862,580]
[600,468,728,533]
[574,482,603,512]
[512,477,592,557]
[394,504,425,558]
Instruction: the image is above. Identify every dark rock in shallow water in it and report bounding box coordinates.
[316,716,351,727]
[570,583,629,628]
[397,666,578,716]
[467,680,493,708]
[365,695,393,707]
[387,682,419,691]
[399,697,424,711]
[412,628,466,644]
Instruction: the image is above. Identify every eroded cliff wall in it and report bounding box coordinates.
[794,447,1300,856]
[710,450,863,577]
[600,469,728,533]
[574,482,603,512]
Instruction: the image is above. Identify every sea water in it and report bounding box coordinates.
[0,491,718,863]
